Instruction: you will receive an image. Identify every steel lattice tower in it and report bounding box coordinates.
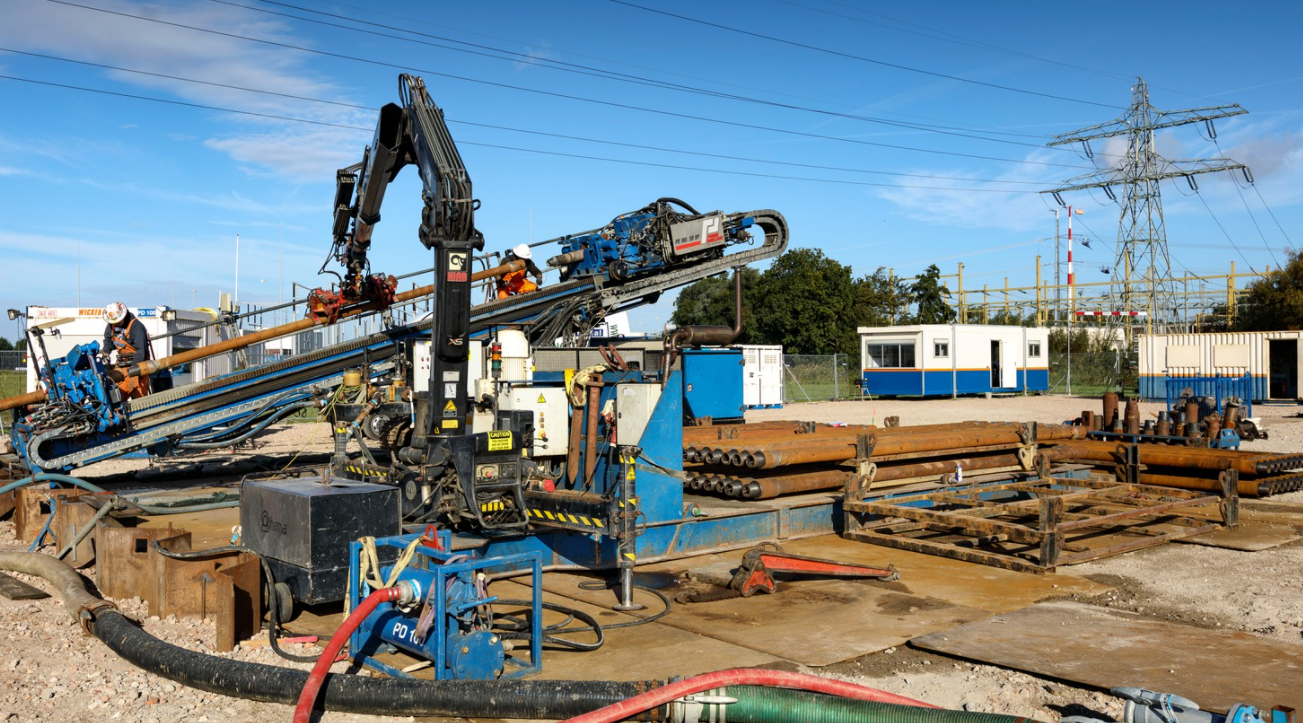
[1043,78,1248,335]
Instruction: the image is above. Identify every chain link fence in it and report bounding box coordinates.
[782,353,857,403]
[1046,350,1137,397]
[779,350,1139,403]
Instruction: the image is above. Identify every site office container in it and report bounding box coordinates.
[1138,330,1303,402]
[858,324,1050,397]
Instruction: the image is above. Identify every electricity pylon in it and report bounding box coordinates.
[1042,78,1249,337]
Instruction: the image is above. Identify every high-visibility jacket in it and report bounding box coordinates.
[496,269,538,299]
[105,317,152,399]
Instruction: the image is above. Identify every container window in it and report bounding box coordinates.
[1028,341,1042,358]
[934,341,949,358]
[866,342,914,368]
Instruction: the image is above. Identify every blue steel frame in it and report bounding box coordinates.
[458,370,918,570]
[347,531,543,680]
[1164,374,1254,418]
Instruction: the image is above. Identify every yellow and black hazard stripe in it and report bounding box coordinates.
[341,464,390,480]
[480,499,508,512]
[527,508,607,530]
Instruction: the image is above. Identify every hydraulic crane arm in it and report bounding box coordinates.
[332,74,483,301]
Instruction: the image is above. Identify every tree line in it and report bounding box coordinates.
[670,249,954,356]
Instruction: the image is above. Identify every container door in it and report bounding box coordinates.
[1268,339,1298,399]
[742,347,760,407]
[990,340,1001,389]
[761,348,782,405]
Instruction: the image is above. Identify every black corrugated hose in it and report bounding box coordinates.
[0,551,658,719]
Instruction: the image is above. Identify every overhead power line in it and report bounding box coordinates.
[234,0,1060,147]
[0,47,1051,186]
[304,0,1067,137]
[39,0,1093,171]
[0,73,1036,194]
[606,0,1121,109]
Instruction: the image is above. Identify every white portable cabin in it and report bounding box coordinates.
[1138,330,1301,401]
[858,324,1050,397]
[24,306,225,393]
[738,345,784,408]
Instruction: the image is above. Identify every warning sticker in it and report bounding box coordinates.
[537,393,546,404]
[444,383,457,397]
[443,400,457,417]
[487,430,513,452]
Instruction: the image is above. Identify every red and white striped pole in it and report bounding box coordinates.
[1067,205,1075,287]
[1067,206,1083,322]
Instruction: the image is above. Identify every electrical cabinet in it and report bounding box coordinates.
[614,383,662,445]
[498,386,570,458]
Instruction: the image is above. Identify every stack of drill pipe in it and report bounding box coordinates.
[1041,438,1303,498]
[683,442,1090,501]
[741,423,1080,470]
[685,420,1029,466]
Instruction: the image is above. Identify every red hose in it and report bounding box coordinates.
[293,587,402,723]
[560,668,937,723]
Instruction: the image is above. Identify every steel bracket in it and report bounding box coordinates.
[1218,469,1240,529]
[846,433,877,499]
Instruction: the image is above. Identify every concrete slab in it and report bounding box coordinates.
[911,601,1303,713]
[538,534,1107,667]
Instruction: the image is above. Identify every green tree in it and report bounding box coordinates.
[1233,249,1303,331]
[0,337,11,352]
[910,264,956,324]
[852,268,910,328]
[752,249,858,355]
[15,337,25,352]
[670,267,762,341]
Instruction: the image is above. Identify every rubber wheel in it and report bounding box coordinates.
[272,581,295,624]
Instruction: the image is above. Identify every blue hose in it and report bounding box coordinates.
[180,392,313,443]
[174,401,315,450]
[0,473,238,515]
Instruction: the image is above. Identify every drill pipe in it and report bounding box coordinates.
[745,425,1080,469]
[1136,472,1264,497]
[0,260,528,412]
[1043,439,1292,477]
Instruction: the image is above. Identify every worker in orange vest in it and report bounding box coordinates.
[495,244,545,300]
[101,302,153,399]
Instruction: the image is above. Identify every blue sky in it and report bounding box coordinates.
[2,0,1301,339]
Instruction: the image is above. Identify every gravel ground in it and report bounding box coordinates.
[1,395,1299,722]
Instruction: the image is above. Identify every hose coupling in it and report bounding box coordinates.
[670,687,738,723]
[77,599,118,634]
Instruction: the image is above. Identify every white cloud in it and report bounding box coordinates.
[1,0,368,179]
[875,149,1067,232]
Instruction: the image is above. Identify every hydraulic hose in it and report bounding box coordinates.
[0,551,655,719]
[295,586,404,723]
[560,669,937,723]
[174,401,316,449]
[0,472,238,515]
[179,391,312,442]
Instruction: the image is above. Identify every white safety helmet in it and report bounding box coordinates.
[102,302,128,325]
[512,244,532,261]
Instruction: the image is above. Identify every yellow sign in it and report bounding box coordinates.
[537,393,546,404]
[443,400,457,412]
[441,419,459,429]
[487,430,513,452]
